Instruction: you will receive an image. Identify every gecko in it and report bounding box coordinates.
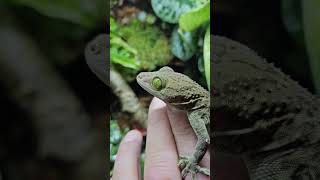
[212,36,320,180]
[136,66,210,179]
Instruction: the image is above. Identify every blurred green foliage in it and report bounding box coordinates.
[151,0,210,88]
[151,0,197,24]
[170,29,197,61]
[120,20,172,71]
[2,0,105,66]
[110,17,140,70]
[302,0,320,93]
[110,17,172,81]
[179,0,210,32]
[282,0,320,92]
[110,119,129,176]
[282,0,304,44]
[109,120,145,176]
[7,0,105,28]
[110,0,119,9]
[204,27,210,88]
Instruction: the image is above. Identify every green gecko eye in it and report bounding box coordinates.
[152,77,165,90]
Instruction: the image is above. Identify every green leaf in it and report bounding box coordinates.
[203,27,210,88]
[110,37,140,70]
[151,0,197,24]
[302,0,320,92]
[111,37,138,55]
[197,56,205,73]
[8,0,104,27]
[179,2,210,32]
[110,17,118,34]
[170,28,197,61]
[282,0,304,44]
[110,50,139,70]
[110,18,140,70]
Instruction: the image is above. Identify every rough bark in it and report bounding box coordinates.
[110,66,147,128]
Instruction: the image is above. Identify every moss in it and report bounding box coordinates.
[120,20,173,71]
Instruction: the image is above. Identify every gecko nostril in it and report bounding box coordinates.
[137,73,145,80]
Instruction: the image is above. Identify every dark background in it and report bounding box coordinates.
[0,0,108,179]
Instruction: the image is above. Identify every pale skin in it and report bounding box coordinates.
[112,97,210,180]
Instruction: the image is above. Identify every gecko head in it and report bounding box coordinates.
[137,66,207,109]
[136,66,173,101]
[85,34,109,85]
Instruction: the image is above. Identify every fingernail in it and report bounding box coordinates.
[124,130,141,142]
[150,97,166,110]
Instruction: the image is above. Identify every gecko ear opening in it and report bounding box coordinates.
[160,66,174,72]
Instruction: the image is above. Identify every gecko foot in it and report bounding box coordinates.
[178,156,210,180]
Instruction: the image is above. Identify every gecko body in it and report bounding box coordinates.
[137,66,210,179]
[212,36,320,180]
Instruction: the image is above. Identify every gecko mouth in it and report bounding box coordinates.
[214,128,256,137]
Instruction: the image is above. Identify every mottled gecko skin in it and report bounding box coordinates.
[212,36,320,179]
[137,66,210,179]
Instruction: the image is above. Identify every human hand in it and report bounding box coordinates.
[112,97,210,180]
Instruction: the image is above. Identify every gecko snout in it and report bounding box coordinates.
[136,72,144,81]
[136,72,155,90]
[136,72,150,81]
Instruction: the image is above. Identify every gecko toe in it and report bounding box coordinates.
[178,156,188,169]
[178,156,210,179]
